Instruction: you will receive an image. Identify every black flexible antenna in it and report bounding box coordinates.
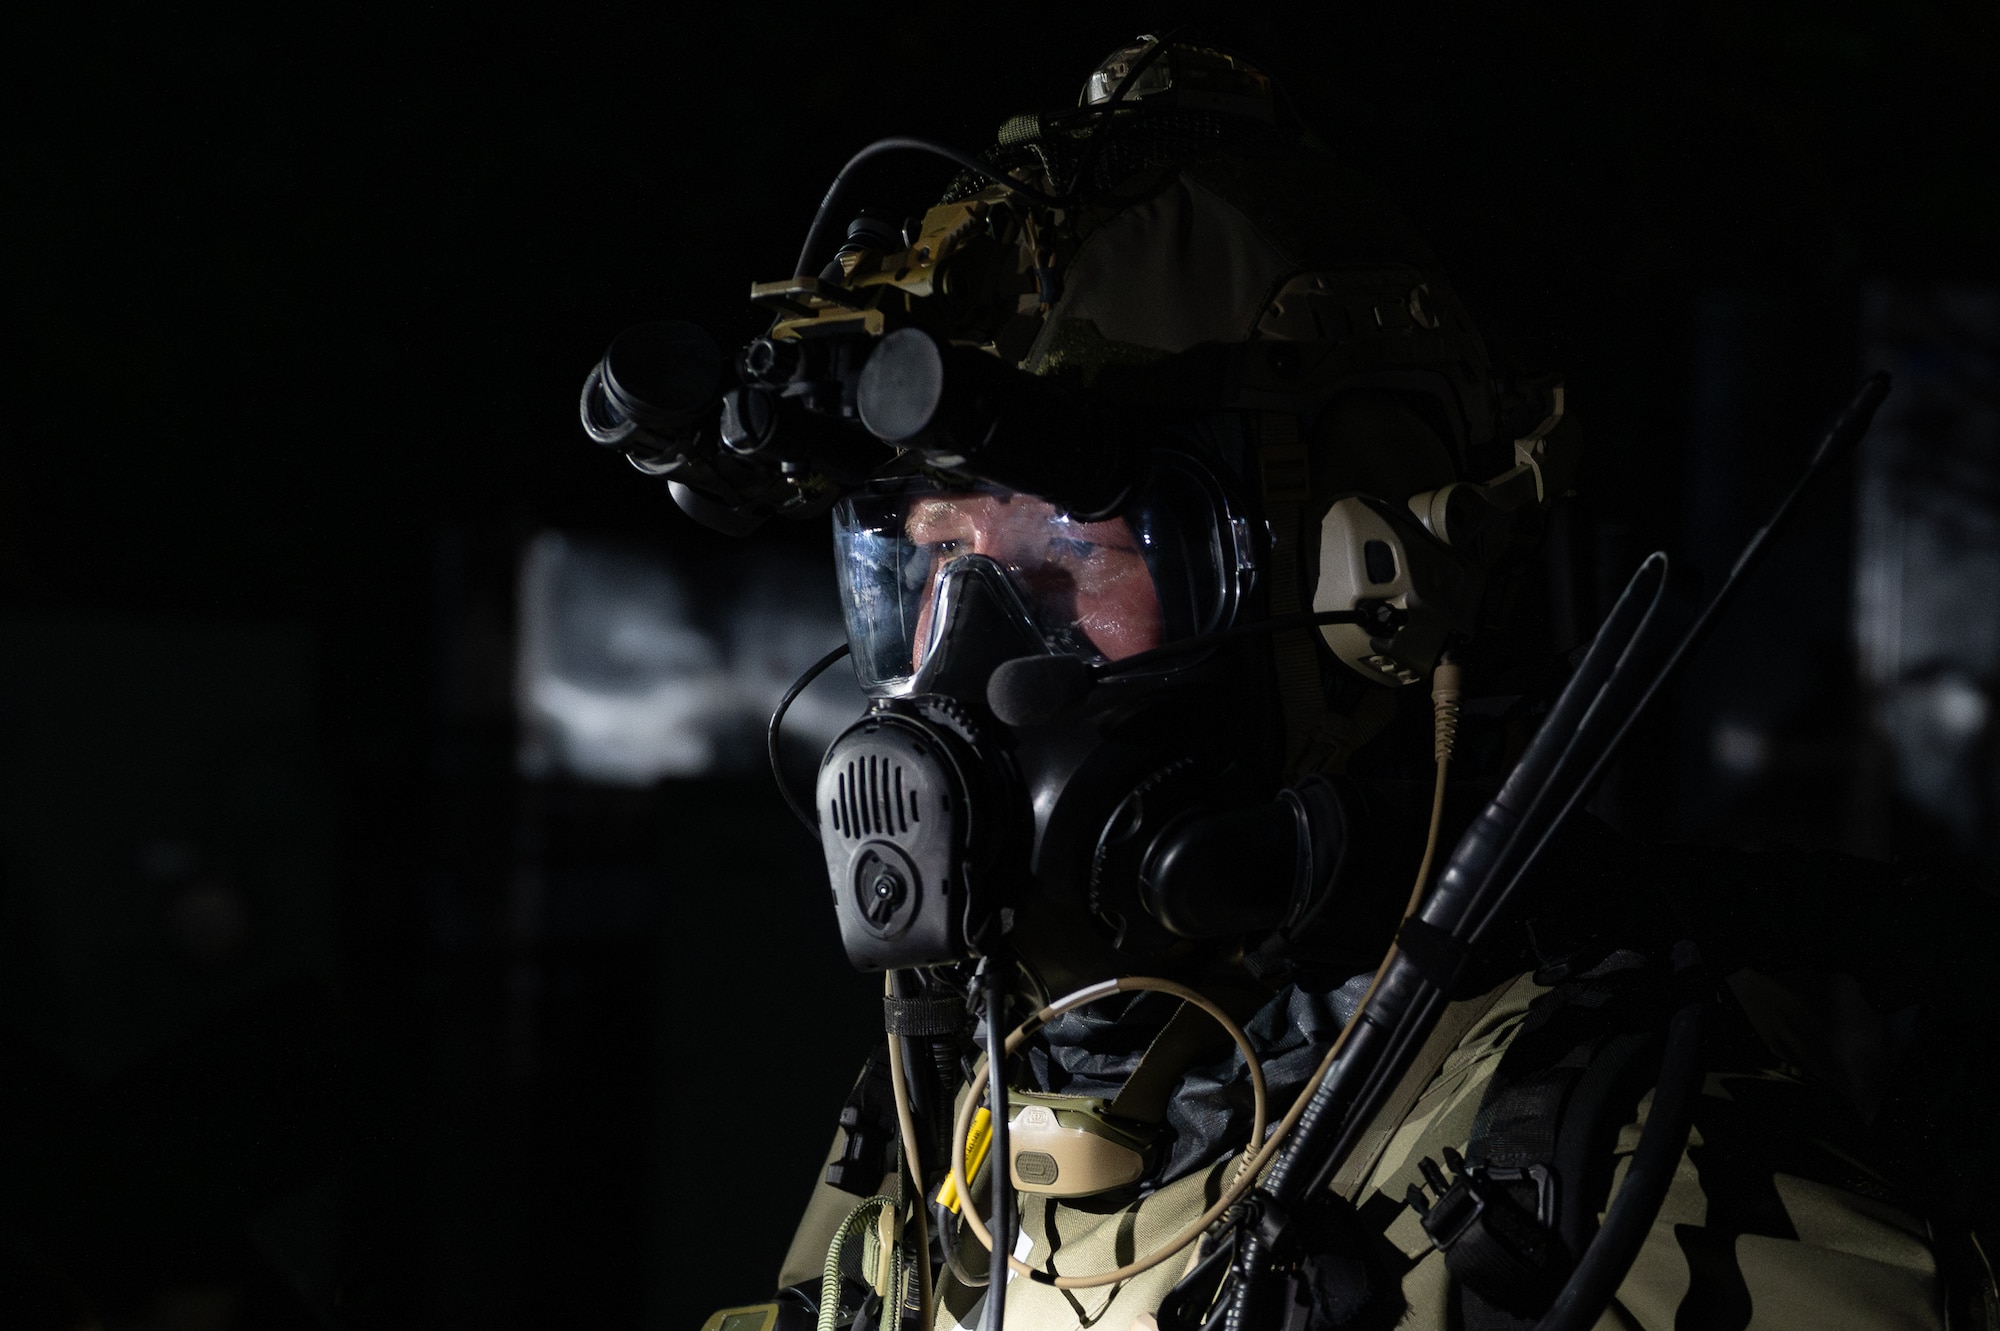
[1211,371,1892,1331]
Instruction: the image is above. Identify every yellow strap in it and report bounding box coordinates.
[935,1106,993,1213]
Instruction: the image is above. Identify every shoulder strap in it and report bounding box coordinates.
[1109,998,1235,1125]
[1408,951,1674,1329]
[1328,974,1521,1201]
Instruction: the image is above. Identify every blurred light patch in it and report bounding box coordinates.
[1711,720,1771,777]
[1858,283,2000,858]
[516,531,863,784]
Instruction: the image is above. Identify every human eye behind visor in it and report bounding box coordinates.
[832,463,1244,696]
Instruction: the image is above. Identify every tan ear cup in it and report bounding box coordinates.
[1314,497,1484,687]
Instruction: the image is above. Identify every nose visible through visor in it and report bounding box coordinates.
[834,484,1170,694]
[906,554,1067,700]
[904,490,1164,673]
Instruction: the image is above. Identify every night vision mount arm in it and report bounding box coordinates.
[579,182,1146,532]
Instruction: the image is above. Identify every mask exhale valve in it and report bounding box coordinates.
[816,706,990,971]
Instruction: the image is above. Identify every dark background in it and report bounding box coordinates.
[4,3,1998,1328]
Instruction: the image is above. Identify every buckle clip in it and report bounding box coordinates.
[1405,1149,1572,1316]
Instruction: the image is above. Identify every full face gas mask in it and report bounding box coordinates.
[578,42,1627,1328]
[814,450,1305,971]
[800,375,1579,972]
[577,37,1578,980]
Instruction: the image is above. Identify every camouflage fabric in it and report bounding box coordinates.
[1357,973,1949,1331]
[926,972,1965,1331]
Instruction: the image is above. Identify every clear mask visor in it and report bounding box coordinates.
[833,463,1241,695]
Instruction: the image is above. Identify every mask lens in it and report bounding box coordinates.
[833,460,1238,694]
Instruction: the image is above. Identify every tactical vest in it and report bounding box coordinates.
[768,964,1981,1331]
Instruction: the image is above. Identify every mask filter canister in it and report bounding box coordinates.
[817,702,996,970]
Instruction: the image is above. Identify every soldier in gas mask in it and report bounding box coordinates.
[583,35,1985,1331]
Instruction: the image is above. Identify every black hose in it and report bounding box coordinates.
[1535,967,1708,1331]
[768,642,850,836]
[979,957,1013,1331]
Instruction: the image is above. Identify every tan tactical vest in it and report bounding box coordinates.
[783,971,1978,1330]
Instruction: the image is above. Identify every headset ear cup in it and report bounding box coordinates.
[1314,497,1482,688]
